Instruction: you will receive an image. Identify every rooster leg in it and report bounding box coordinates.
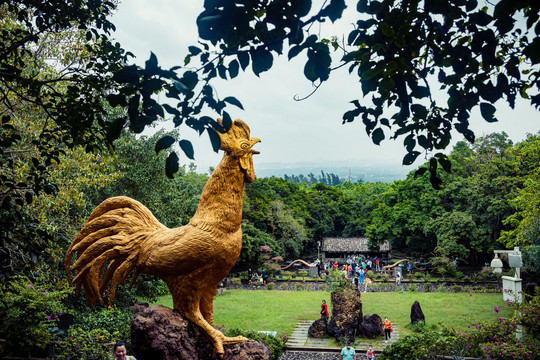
[200,286,216,326]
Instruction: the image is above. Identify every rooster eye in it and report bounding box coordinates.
[240,141,249,150]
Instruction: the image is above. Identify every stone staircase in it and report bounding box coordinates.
[285,320,400,351]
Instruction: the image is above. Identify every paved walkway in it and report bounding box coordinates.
[285,319,400,351]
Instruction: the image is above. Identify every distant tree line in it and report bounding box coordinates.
[283,171,344,186]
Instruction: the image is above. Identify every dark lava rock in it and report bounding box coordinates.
[326,285,363,344]
[131,305,271,360]
[410,300,425,325]
[308,318,328,338]
[357,314,384,339]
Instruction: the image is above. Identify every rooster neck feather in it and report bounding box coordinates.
[188,154,245,233]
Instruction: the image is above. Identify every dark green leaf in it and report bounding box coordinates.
[222,111,232,131]
[252,48,273,76]
[179,139,194,160]
[207,127,221,152]
[144,52,159,76]
[402,151,421,165]
[228,59,239,78]
[238,52,250,70]
[189,46,202,55]
[437,154,452,172]
[223,96,244,110]
[321,0,346,22]
[155,135,176,154]
[480,102,497,122]
[414,167,428,177]
[113,65,139,83]
[372,128,385,145]
[165,151,179,179]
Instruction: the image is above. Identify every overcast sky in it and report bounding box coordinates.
[111,0,539,174]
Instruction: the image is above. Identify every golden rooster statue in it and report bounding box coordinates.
[65,119,260,357]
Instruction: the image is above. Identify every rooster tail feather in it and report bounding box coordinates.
[65,196,166,306]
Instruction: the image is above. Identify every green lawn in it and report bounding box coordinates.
[153,290,510,337]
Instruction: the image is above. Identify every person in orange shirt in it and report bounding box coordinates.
[383,316,392,342]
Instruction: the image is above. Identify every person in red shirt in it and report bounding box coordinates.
[321,299,329,320]
[383,316,392,342]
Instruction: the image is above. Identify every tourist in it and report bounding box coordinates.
[395,271,401,286]
[248,268,253,285]
[113,342,136,360]
[340,340,356,360]
[261,269,267,285]
[359,268,365,285]
[366,345,375,360]
[408,261,413,274]
[374,257,379,271]
[364,277,371,293]
[383,317,392,342]
[320,299,329,320]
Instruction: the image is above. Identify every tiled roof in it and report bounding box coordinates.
[322,237,391,252]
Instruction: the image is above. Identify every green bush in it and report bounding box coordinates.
[424,283,431,292]
[279,282,289,290]
[437,284,447,293]
[231,278,242,286]
[282,271,294,278]
[407,283,417,292]
[298,270,308,279]
[452,285,463,293]
[455,271,464,279]
[267,282,275,290]
[51,327,117,360]
[319,284,328,292]
[75,306,131,344]
[295,283,305,291]
[0,275,71,355]
[226,328,285,360]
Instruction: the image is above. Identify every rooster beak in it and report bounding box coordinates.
[250,138,261,154]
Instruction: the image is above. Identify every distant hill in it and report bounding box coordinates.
[255,161,410,183]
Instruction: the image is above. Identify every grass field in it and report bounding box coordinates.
[153,290,510,337]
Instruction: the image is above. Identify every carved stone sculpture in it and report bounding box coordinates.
[65,119,260,357]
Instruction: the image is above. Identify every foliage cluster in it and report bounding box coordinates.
[380,292,540,360]
[51,327,117,360]
[0,275,70,356]
[225,328,286,360]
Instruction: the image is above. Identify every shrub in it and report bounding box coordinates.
[463,285,472,293]
[282,271,294,278]
[231,278,242,286]
[75,306,131,343]
[318,284,328,292]
[438,284,447,293]
[455,271,464,279]
[0,275,71,355]
[266,282,275,290]
[279,282,289,290]
[407,283,417,292]
[381,274,391,282]
[452,285,463,293]
[486,283,495,290]
[306,284,313,291]
[51,327,117,360]
[298,270,308,279]
[424,283,432,292]
[226,328,285,360]
[295,283,305,291]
